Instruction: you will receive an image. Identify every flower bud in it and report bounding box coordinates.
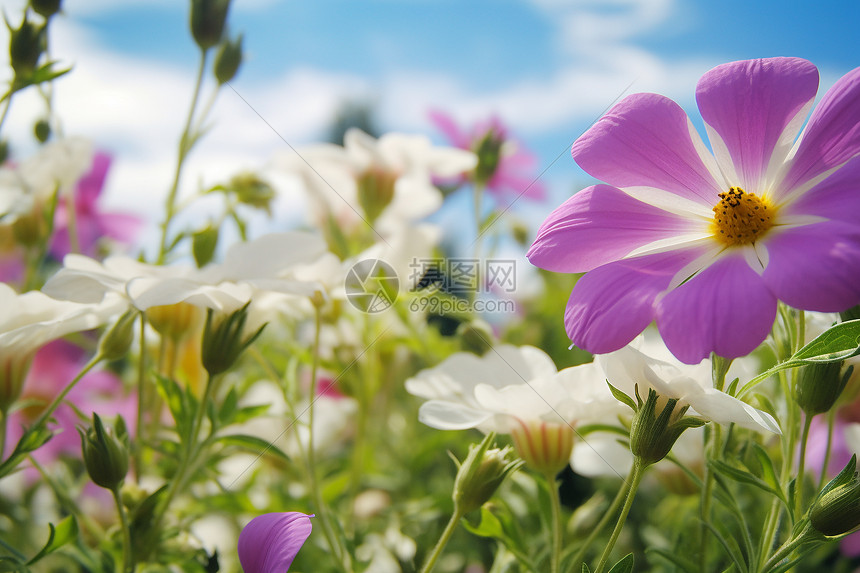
[457,319,494,355]
[98,310,137,361]
[192,224,219,268]
[357,168,396,223]
[30,0,62,19]
[0,352,34,415]
[629,388,705,466]
[225,172,275,213]
[510,420,574,477]
[214,33,243,84]
[452,433,522,514]
[148,302,204,342]
[79,413,129,490]
[810,455,860,536]
[794,361,847,415]
[201,303,266,376]
[8,14,46,81]
[189,0,231,51]
[34,118,51,143]
[472,127,504,186]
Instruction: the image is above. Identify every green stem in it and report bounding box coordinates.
[818,410,836,490]
[112,485,134,573]
[761,522,818,572]
[305,305,350,572]
[0,92,13,136]
[134,312,147,482]
[568,468,634,569]
[31,354,102,432]
[419,509,464,573]
[546,472,563,573]
[0,410,7,461]
[157,49,208,264]
[594,458,645,573]
[796,413,813,516]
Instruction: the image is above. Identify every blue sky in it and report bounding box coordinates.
[1,0,858,232]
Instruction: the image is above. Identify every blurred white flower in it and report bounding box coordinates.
[405,345,623,474]
[275,128,476,236]
[597,335,780,434]
[0,283,117,412]
[42,232,328,314]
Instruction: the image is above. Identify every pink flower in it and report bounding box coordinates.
[4,340,135,467]
[429,110,545,200]
[51,151,141,258]
[238,512,313,572]
[528,57,860,364]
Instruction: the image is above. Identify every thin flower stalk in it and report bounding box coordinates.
[593,457,646,573]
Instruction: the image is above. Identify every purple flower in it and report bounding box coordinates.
[238,512,313,572]
[51,151,142,258]
[429,110,545,200]
[528,58,860,364]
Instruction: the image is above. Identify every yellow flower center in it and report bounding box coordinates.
[711,187,774,246]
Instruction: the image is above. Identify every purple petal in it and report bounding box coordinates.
[696,58,819,193]
[527,185,695,273]
[76,152,112,207]
[657,252,777,363]
[566,247,706,354]
[761,222,860,312]
[782,65,860,194]
[238,512,313,573]
[428,109,469,149]
[572,93,722,205]
[782,155,860,223]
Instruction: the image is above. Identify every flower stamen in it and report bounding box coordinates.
[711,187,774,246]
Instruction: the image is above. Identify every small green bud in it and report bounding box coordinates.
[224,172,275,213]
[79,413,129,490]
[30,0,62,19]
[214,33,243,84]
[34,118,51,142]
[357,168,396,223]
[794,361,847,415]
[201,303,266,376]
[511,420,574,476]
[472,128,504,186]
[810,455,860,536]
[457,319,494,355]
[452,433,522,514]
[192,225,219,268]
[8,14,46,81]
[98,310,137,361]
[190,0,231,51]
[629,388,705,466]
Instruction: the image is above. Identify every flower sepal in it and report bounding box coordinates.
[629,387,706,466]
[810,454,860,537]
[452,432,523,514]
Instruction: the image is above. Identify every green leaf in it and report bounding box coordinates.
[710,460,787,507]
[156,375,196,445]
[606,381,637,411]
[646,547,699,573]
[705,520,748,573]
[217,434,290,462]
[26,516,78,565]
[749,443,781,495]
[582,564,592,573]
[462,506,506,539]
[607,553,634,573]
[739,319,860,397]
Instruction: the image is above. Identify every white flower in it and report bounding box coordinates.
[42,231,328,314]
[0,283,117,411]
[275,128,476,236]
[597,335,780,434]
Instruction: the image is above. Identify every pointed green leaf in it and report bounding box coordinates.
[607,553,634,573]
[710,460,787,507]
[582,564,592,573]
[217,434,290,462]
[26,516,78,565]
[606,381,636,411]
[794,319,860,362]
[646,548,699,573]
